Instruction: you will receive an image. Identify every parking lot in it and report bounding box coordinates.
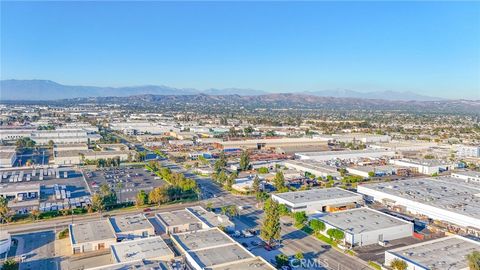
[84,167,167,202]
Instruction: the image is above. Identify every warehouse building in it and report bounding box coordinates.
[69,220,117,254]
[317,207,413,247]
[0,183,40,201]
[156,207,233,234]
[451,170,480,184]
[346,165,411,178]
[110,236,174,263]
[108,214,155,240]
[283,160,341,179]
[53,143,134,165]
[156,209,204,234]
[384,235,480,270]
[271,187,363,214]
[0,146,16,168]
[186,206,234,231]
[214,137,328,151]
[295,149,395,162]
[171,227,274,270]
[456,145,480,158]
[357,177,480,229]
[389,159,457,175]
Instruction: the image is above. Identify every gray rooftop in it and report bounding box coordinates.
[172,228,234,251]
[86,260,169,270]
[70,220,116,244]
[387,236,480,270]
[284,160,339,173]
[273,187,362,205]
[111,236,174,263]
[188,244,251,268]
[109,214,153,233]
[359,177,480,219]
[186,206,233,228]
[296,149,393,157]
[452,170,480,178]
[156,209,200,227]
[205,257,275,270]
[320,207,412,234]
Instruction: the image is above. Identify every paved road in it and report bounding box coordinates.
[16,231,58,270]
[1,202,200,234]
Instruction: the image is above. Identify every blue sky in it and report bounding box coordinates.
[1,1,479,99]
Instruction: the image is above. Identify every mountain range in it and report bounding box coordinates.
[1,79,445,101]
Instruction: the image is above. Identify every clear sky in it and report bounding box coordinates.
[1,1,479,99]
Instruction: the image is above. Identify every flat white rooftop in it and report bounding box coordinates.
[272,187,361,205]
[205,257,275,270]
[320,207,412,234]
[171,227,235,251]
[70,220,116,244]
[111,236,174,263]
[109,214,153,233]
[358,177,480,220]
[386,236,480,270]
[156,209,199,227]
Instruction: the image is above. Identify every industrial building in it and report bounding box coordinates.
[357,177,480,229]
[171,227,274,270]
[0,183,40,201]
[110,236,174,263]
[53,143,134,165]
[317,133,391,144]
[295,149,395,162]
[108,214,155,240]
[384,235,480,270]
[451,170,480,184]
[156,207,233,234]
[0,146,16,168]
[389,159,457,175]
[0,127,101,144]
[214,137,329,151]
[456,145,480,158]
[317,207,413,247]
[186,206,234,231]
[69,220,117,254]
[271,187,363,214]
[156,209,204,234]
[346,165,411,178]
[283,160,341,179]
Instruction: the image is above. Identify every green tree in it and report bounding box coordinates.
[368,171,375,178]
[0,197,10,224]
[327,228,345,242]
[149,186,169,205]
[239,150,250,171]
[275,254,289,268]
[274,171,286,192]
[2,258,18,270]
[135,190,149,207]
[214,152,227,173]
[278,204,290,216]
[257,167,269,174]
[390,258,408,270]
[260,198,281,246]
[293,211,308,227]
[467,251,480,270]
[30,209,40,221]
[48,140,55,149]
[252,175,261,195]
[309,219,326,234]
[294,252,304,260]
[91,193,105,213]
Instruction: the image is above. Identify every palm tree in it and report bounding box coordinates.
[390,258,408,270]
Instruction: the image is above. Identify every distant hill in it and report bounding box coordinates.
[1,79,446,101]
[0,79,267,100]
[305,89,443,101]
